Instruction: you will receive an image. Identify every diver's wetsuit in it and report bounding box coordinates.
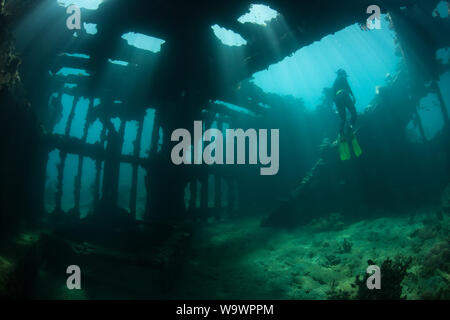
[333,76,357,135]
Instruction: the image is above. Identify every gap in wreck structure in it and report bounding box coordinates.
[252,14,400,111]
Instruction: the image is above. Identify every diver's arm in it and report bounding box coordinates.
[350,91,356,104]
[345,80,356,103]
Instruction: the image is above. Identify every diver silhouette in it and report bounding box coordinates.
[333,69,357,136]
[332,69,362,160]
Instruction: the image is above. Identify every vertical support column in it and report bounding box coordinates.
[150,111,161,155]
[118,121,126,147]
[55,152,67,213]
[130,118,144,219]
[65,96,79,136]
[74,99,92,214]
[54,96,78,213]
[106,121,125,208]
[93,123,107,212]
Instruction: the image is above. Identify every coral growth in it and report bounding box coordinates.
[326,280,351,300]
[421,239,450,277]
[337,238,353,254]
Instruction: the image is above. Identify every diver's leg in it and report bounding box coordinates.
[337,104,346,136]
[348,102,357,128]
[346,102,362,157]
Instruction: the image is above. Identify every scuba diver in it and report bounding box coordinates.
[332,69,362,160]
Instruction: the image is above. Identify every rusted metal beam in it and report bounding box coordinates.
[129,118,144,218]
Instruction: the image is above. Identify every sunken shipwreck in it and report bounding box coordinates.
[0,0,449,300]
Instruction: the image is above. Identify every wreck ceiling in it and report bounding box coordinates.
[14,0,443,120]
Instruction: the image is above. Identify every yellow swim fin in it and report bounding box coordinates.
[339,140,351,161]
[351,134,363,158]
